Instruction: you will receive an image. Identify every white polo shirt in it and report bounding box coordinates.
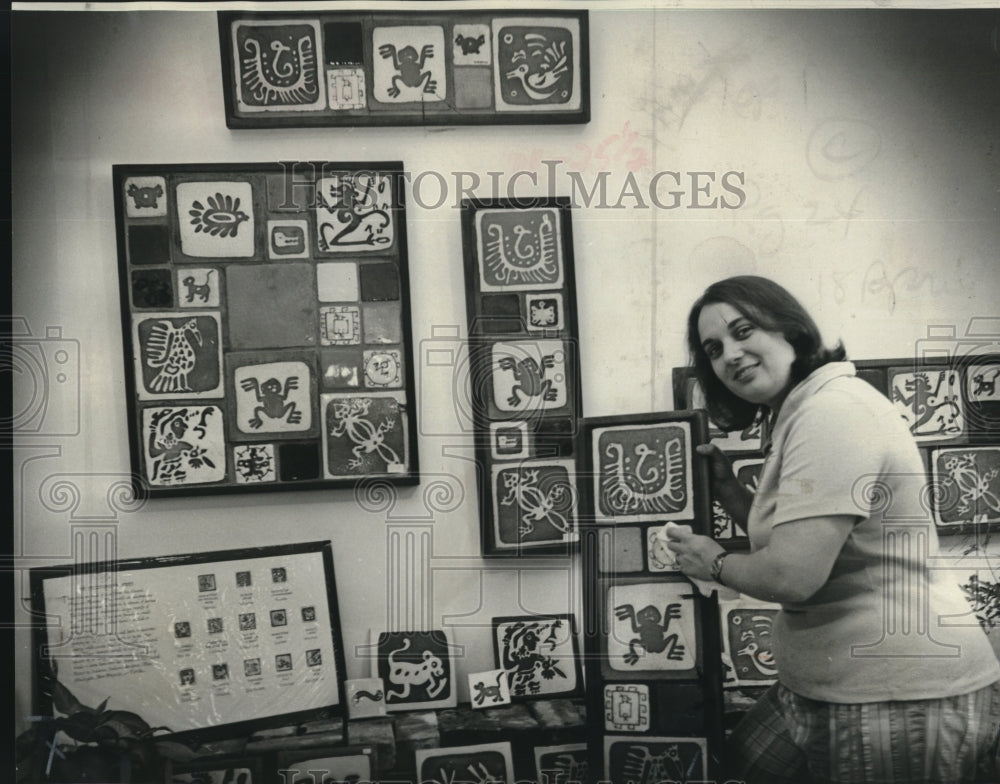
[748,361,1000,702]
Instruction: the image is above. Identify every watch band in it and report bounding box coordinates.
[710,552,730,584]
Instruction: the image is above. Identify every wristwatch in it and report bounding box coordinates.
[710,552,730,584]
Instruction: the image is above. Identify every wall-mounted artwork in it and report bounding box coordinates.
[931,446,1000,530]
[415,742,514,784]
[114,163,419,497]
[461,198,582,556]
[534,743,589,784]
[889,366,966,442]
[219,11,589,128]
[603,736,708,784]
[718,597,781,688]
[601,579,700,679]
[491,614,583,700]
[372,630,458,712]
[275,745,375,784]
[31,542,347,744]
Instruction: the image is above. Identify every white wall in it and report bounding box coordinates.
[12,5,1000,733]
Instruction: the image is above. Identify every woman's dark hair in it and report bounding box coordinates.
[686,275,846,430]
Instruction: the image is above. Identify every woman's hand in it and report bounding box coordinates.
[697,442,753,525]
[664,524,726,582]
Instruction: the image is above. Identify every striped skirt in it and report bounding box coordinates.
[728,680,1000,783]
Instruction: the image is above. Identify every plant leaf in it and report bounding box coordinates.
[47,679,91,715]
[97,710,151,738]
[154,740,200,763]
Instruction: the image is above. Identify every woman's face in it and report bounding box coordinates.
[697,301,796,409]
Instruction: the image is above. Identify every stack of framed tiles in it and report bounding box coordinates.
[580,411,725,783]
[460,198,583,556]
[113,162,419,497]
[218,10,589,128]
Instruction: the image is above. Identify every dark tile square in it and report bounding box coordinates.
[278,443,321,481]
[533,417,577,457]
[481,294,521,317]
[324,22,364,64]
[128,224,170,265]
[359,262,400,302]
[131,269,173,309]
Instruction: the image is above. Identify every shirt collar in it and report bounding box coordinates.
[761,361,857,454]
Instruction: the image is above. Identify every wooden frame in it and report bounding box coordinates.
[30,541,348,744]
[218,10,589,128]
[460,197,583,556]
[113,162,419,498]
[579,410,725,782]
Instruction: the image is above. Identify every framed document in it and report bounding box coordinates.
[30,541,347,743]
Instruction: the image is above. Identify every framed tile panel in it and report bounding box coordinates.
[114,162,419,497]
[219,10,589,128]
[461,198,583,556]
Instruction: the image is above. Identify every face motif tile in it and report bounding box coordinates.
[268,220,309,259]
[316,174,394,252]
[322,392,408,477]
[233,444,276,484]
[232,19,324,112]
[363,349,402,389]
[932,447,1000,527]
[494,18,581,111]
[176,268,221,308]
[890,368,965,441]
[327,66,367,110]
[177,181,255,258]
[372,26,447,103]
[468,669,511,708]
[493,460,577,546]
[320,305,361,346]
[143,405,226,486]
[234,361,313,435]
[607,582,697,673]
[133,313,223,399]
[476,209,563,291]
[603,684,650,732]
[492,340,568,414]
[647,528,679,573]
[124,176,167,217]
[594,422,694,521]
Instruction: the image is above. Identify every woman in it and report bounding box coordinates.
[666,276,1000,784]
